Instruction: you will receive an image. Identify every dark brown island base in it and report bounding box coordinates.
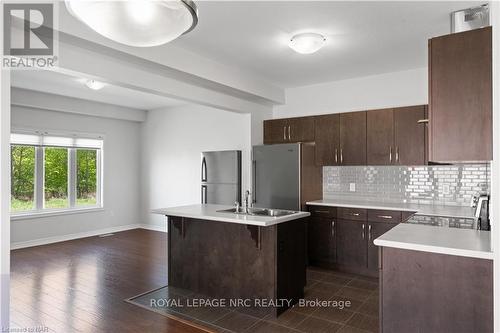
[153,204,310,317]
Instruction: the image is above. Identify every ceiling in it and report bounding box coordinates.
[12,1,485,111]
[11,70,184,110]
[170,1,483,87]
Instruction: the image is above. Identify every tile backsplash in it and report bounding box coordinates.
[323,164,490,206]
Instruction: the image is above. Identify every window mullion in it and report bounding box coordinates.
[35,147,44,210]
[69,148,76,208]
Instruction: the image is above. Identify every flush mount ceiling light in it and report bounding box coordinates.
[289,33,327,54]
[85,79,106,90]
[65,0,198,47]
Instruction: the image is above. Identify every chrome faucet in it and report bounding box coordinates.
[244,190,251,213]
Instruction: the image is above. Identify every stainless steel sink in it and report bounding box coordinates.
[217,207,296,217]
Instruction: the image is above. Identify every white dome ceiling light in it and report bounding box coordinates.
[85,79,106,90]
[289,33,327,54]
[65,0,198,47]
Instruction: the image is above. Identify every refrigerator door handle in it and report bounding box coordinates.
[201,185,207,204]
[252,160,257,203]
[201,156,207,182]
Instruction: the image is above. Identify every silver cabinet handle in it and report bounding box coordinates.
[288,125,291,141]
[417,119,429,124]
[377,215,393,219]
[396,146,399,163]
[331,221,335,238]
[368,224,372,241]
[283,126,286,141]
[389,146,393,163]
[351,212,360,216]
[362,224,365,239]
[314,210,330,214]
[340,148,343,164]
[335,148,338,164]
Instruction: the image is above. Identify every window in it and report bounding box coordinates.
[10,132,103,216]
[44,147,69,209]
[10,145,35,212]
[76,149,97,207]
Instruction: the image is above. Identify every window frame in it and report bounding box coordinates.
[10,131,104,219]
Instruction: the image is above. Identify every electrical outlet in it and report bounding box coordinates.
[442,184,450,195]
[349,183,356,192]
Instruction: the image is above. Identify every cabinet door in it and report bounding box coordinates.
[288,117,315,143]
[339,112,367,165]
[367,222,396,271]
[367,109,394,165]
[336,219,366,268]
[429,27,492,162]
[263,119,288,144]
[314,114,340,166]
[394,105,427,165]
[308,217,336,265]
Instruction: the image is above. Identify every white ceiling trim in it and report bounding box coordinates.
[11,88,147,122]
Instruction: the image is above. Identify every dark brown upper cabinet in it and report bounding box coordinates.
[263,118,288,144]
[367,106,427,166]
[314,112,367,166]
[339,112,367,166]
[367,109,394,165]
[394,105,427,165]
[288,117,315,143]
[429,26,492,162]
[263,117,314,144]
[314,114,340,166]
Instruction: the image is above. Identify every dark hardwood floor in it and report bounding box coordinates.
[10,229,205,333]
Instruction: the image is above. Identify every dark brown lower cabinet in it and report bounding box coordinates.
[307,205,407,277]
[380,247,493,333]
[367,222,396,271]
[308,216,336,265]
[336,219,367,268]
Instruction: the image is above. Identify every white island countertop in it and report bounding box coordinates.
[307,197,475,218]
[374,223,493,260]
[152,204,310,227]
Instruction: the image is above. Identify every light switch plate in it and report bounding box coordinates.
[349,183,356,192]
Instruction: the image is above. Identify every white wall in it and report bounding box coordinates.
[0,70,11,328]
[10,105,142,245]
[141,104,251,230]
[273,68,427,118]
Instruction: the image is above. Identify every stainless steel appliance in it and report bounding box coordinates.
[252,143,321,211]
[201,150,241,205]
[471,192,490,231]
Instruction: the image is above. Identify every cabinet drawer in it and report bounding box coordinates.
[308,206,336,218]
[367,210,402,223]
[338,207,367,221]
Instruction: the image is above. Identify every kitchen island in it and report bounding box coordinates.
[152,204,310,317]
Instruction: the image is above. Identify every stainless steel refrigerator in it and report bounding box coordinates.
[252,143,322,211]
[201,150,242,205]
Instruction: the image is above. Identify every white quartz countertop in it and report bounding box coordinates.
[306,198,475,218]
[374,223,492,260]
[152,204,310,227]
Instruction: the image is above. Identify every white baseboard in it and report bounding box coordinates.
[11,223,166,250]
[139,223,167,233]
